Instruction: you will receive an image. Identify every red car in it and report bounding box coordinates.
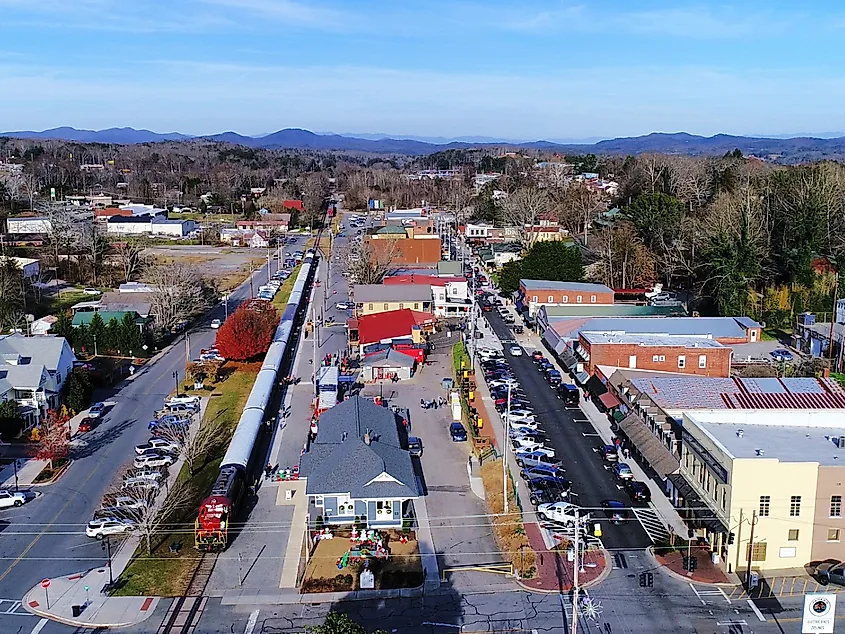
[78,417,99,433]
[532,351,544,361]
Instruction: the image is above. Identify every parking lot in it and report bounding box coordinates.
[481,308,652,551]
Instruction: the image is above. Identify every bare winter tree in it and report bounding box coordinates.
[102,475,195,554]
[152,413,226,476]
[554,182,603,245]
[113,240,149,283]
[499,187,551,250]
[587,222,656,289]
[340,238,400,285]
[146,262,216,332]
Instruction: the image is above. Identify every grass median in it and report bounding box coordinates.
[113,365,259,596]
[271,264,302,311]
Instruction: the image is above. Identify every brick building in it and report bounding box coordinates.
[518,280,615,316]
[363,236,442,266]
[578,333,732,377]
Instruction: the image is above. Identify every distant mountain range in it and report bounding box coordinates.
[3,126,845,161]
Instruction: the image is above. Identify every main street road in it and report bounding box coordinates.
[0,235,308,605]
[484,309,651,551]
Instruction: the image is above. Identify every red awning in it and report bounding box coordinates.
[599,391,621,409]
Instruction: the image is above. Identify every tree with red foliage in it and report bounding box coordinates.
[35,407,71,470]
[215,301,279,361]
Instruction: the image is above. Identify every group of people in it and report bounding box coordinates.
[420,396,448,410]
[282,375,300,385]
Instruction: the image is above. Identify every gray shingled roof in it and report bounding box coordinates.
[300,397,419,499]
[352,284,432,303]
[362,349,416,368]
[521,280,614,293]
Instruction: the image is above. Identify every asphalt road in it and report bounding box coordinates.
[0,235,309,607]
[484,310,651,551]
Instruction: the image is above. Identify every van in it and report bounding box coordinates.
[558,384,580,406]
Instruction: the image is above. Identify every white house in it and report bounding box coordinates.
[151,217,195,237]
[2,257,40,279]
[0,334,76,430]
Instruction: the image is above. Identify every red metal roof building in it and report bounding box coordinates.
[356,309,435,346]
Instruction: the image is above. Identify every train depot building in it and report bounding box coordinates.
[300,397,420,528]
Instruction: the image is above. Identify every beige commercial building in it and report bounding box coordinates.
[605,372,845,574]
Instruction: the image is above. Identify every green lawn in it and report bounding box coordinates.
[44,290,90,317]
[271,264,302,311]
[114,366,258,596]
[452,342,470,377]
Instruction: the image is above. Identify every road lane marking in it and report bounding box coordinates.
[29,618,48,633]
[0,449,105,584]
[244,609,260,634]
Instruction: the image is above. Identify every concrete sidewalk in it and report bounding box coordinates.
[0,457,47,488]
[23,568,159,629]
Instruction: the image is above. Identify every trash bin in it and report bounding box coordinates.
[72,605,84,617]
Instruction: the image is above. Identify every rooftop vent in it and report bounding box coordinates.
[736,429,744,437]
[839,436,845,449]
[755,448,765,456]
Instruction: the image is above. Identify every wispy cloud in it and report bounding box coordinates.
[487,2,793,38]
[198,0,353,29]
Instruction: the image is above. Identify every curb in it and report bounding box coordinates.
[28,459,73,487]
[646,546,738,588]
[513,548,611,595]
[22,587,146,629]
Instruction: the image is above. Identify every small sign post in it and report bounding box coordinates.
[41,578,51,609]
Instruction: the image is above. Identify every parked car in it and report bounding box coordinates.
[537,501,581,524]
[612,462,635,481]
[133,453,175,469]
[817,562,845,586]
[508,345,523,356]
[88,402,107,418]
[521,464,565,480]
[336,301,355,310]
[600,500,630,525]
[526,474,571,492]
[547,370,562,386]
[624,480,652,504]
[449,422,468,442]
[124,468,163,482]
[508,419,539,431]
[600,444,619,462]
[528,481,570,506]
[78,417,99,433]
[86,518,134,539]
[82,288,101,295]
[210,319,222,329]
[0,489,26,508]
[407,436,423,457]
[515,450,560,470]
[123,477,161,491]
[532,351,544,362]
[135,438,180,455]
[511,437,545,451]
[558,384,580,406]
[771,348,794,362]
[165,395,200,407]
[511,325,524,334]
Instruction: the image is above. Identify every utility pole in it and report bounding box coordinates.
[572,509,581,634]
[184,332,190,367]
[829,270,840,364]
[267,246,271,285]
[745,510,757,589]
[503,381,511,514]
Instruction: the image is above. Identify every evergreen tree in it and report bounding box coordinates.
[88,312,106,354]
[105,318,122,355]
[0,400,23,441]
[498,241,584,294]
[52,311,74,345]
[63,368,92,414]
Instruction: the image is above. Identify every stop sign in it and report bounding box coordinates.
[41,579,50,589]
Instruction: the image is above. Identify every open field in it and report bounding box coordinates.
[144,245,266,291]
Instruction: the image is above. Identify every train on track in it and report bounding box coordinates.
[195,248,317,551]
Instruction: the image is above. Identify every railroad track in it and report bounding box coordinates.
[157,553,217,634]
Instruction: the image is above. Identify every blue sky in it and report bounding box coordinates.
[0,0,843,140]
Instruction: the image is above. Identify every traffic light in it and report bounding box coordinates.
[689,556,698,572]
[639,572,654,588]
[727,532,735,545]
[682,555,690,571]
[639,572,647,587]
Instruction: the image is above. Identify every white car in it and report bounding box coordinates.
[0,489,26,508]
[210,319,221,329]
[537,502,582,524]
[511,437,546,451]
[82,288,101,295]
[86,517,134,539]
[488,378,519,389]
[135,438,179,455]
[123,477,161,491]
[478,349,503,361]
[520,445,555,458]
[165,395,200,407]
[509,345,523,356]
[509,419,539,431]
[133,453,174,469]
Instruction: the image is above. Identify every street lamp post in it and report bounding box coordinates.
[102,535,114,587]
[12,459,19,492]
[172,371,179,396]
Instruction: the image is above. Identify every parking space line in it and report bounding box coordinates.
[244,609,260,634]
[29,619,48,634]
[747,599,767,622]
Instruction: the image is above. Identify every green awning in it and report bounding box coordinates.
[613,410,626,423]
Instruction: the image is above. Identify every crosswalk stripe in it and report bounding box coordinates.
[632,507,670,543]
